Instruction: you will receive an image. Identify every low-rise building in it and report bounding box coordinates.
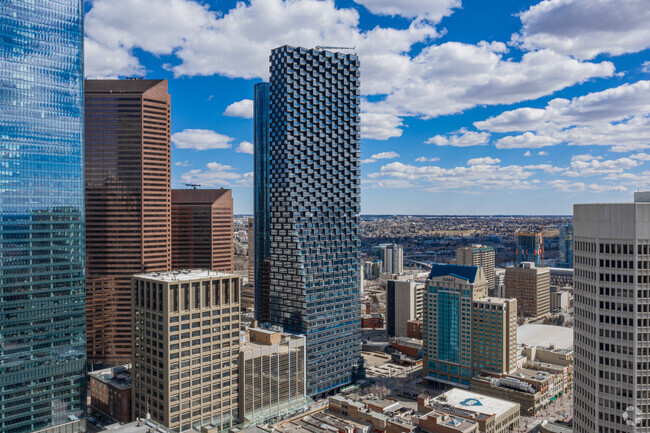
[386,417,418,433]
[362,314,385,329]
[418,389,519,433]
[407,320,423,339]
[89,365,132,424]
[415,410,479,433]
[276,411,371,433]
[471,369,551,416]
[239,327,309,427]
[392,337,422,358]
[329,394,389,432]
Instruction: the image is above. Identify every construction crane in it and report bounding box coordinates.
[185,183,200,189]
[315,45,356,51]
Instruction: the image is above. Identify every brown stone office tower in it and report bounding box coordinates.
[85,79,172,366]
[171,189,234,273]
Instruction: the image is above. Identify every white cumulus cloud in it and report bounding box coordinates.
[467,157,500,166]
[224,99,254,119]
[172,129,233,150]
[236,141,254,154]
[513,0,650,60]
[427,129,490,147]
[353,0,461,21]
[370,151,400,159]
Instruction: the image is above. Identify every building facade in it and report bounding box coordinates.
[248,218,255,286]
[573,192,650,433]
[364,259,382,279]
[266,45,363,395]
[253,82,270,323]
[516,232,543,266]
[419,390,520,433]
[423,265,488,387]
[85,79,171,366]
[386,280,424,337]
[557,224,573,269]
[0,2,87,432]
[380,244,404,275]
[171,189,234,272]
[505,262,550,319]
[423,265,516,387]
[131,270,241,432]
[89,365,132,424]
[239,328,308,426]
[471,297,517,375]
[455,245,496,295]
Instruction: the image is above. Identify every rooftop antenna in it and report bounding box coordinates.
[185,183,200,189]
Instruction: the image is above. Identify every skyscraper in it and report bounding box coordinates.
[171,188,234,272]
[504,262,550,319]
[573,192,650,433]
[423,264,488,387]
[0,2,86,432]
[131,270,241,432]
[558,223,574,268]
[253,82,270,323]
[386,280,424,337]
[85,79,171,366]
[266,45,362,395]
[380,243,404,274]
[455,245,496,295]
[423,265,516,387]
[471,297,517,375]
[516,231,543,266]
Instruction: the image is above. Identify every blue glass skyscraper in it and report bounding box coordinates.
[253,82,271,323]
[266,45,363,395]
[0,2,86,432]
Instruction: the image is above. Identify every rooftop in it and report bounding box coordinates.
[473,297,511,306]
[420,410,478,432]
[171,188,231,205]
[89,365,131,390]
[429,264,479,283]
[99,419,172,433]
[509,368,552,382]
[433,388,519,418]
[85,79,165,93]
[548,268,574,276]
[518,324,573,350]
[240,330,305,352]
[133,269,235,282]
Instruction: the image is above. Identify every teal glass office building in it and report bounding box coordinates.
[266,46,363,395]
[0,1,86,432]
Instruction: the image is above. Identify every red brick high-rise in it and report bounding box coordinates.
[171,189,234,273]
[85,79,171,366]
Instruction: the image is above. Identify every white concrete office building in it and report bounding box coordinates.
[387,280,424,337]
[573,192,650,433]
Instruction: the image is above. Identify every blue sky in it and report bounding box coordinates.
[84,0,650,215]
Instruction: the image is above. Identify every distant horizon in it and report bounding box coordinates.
[234,213,574,217]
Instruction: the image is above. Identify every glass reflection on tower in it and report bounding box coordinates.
[0,1,86,432]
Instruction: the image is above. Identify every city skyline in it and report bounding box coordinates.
[83,0,650,215]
